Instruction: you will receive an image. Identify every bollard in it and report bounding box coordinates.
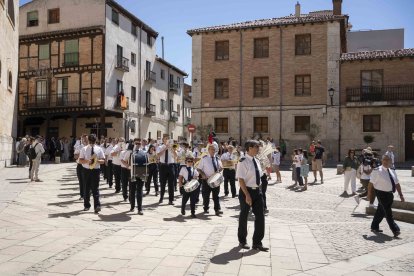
[412,166,414,177]
[337,164,344,175]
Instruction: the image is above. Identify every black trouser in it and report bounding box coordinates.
[76,163,85,198]
[159,163,175,202]
[107,160,113,187]
[202,180,220,212]
[113,164,121,192]
[238,187,265,246]
[174,163,180,190]
[296,167,303,186]
[29,158,33,176]
[261,174,268,210]
[101,163,107,180]
[121,167,130,200]
[83,169,101,209]
[130,178,144,211]
[145,163,159,192]
[223,169,236,197]
[371,189,400,233]
[181,186,197,214]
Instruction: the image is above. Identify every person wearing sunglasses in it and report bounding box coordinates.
[178,153,200,218]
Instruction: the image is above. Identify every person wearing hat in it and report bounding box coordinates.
[197,143,223,216]
[178,153,200,218]
[221,145,237,198]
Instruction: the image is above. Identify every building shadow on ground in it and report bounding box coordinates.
[210,246,259,265]
[97,211,131,222]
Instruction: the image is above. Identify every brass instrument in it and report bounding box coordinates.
[148,152,158,164]
[89,154,98,169]
[257,140,275,170]
[222,152,239,169]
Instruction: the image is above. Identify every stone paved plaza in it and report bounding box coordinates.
[0,163,413,275]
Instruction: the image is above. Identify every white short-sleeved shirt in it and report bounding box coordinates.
[370,165,399,192]
[236,154,263,188]
[197,155,222,178]
[221,152,237,169]
[361,165,372,180]
[385,151,395,166]
[79,144,105,170]
[105,144,114,160]
[179,166,199,182]
[74,141,87,163]
[111,144,122,165]
[121,150,132,169]
[193,148,200,158]
[156,144,176,164]
[119,150,127,168]
[272,151,281,165]
[294,154,302,168]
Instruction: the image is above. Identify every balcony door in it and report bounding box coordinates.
[36,80,48,106]
[117,45,123,65]
[146,61,151,78]
[57,78,68,106]
[146,91,151,109]
[405,115,414,161]
[361,70,383,101]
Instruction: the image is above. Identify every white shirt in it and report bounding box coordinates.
[361,164,372,180]
[178,148,189,165]
[385,151,395,167]
[294,154,302,168]
[111,144,122,165]
[119,150,127,168]
[74,141,86,164]
[272,151,281,165]
[179,166,199,182]
[121,150,132,169]
[197,154,222,178]
[370,165,399,192]
[221,152,237,169]
[79,144,105,170]
[193,148,200,158]
[31,141,45,161]
[105,144,114,160]
[156,144,176,164]
[236,153,263,188]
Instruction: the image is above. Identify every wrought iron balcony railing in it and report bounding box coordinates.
[346,85,414,102]
[115,56,129,72]
[23,92,88,109]
[63,53,79,66]
[145,104,156,116]
[145,71,156,82]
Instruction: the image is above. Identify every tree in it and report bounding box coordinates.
[196,124,213,142]
[307,123,320,142]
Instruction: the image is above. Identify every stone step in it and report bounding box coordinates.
[392,200,414,211]
[366,206,414,224]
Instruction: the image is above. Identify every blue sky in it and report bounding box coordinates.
[20,0,414,83]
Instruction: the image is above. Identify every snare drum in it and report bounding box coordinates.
[207,172,224,188]
[184,179,200,193]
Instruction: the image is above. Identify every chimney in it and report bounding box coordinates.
[295,2,301,17]
[333,0,342,15]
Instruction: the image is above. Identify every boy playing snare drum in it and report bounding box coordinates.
[178,153,199,218]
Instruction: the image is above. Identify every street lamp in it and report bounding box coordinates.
[328,88,335,106]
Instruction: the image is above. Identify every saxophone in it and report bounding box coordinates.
[89,146,98,169]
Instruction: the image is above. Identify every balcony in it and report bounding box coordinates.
[145,71,156,82]
[169,82,178,92]
[346,85,414,104]
[169,111,179,122]
[63,53,79,66]
[114,96,129,110]
[23,92,88,109]
[145,104,156,117]
[115,56,129,72]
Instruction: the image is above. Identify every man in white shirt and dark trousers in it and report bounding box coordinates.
[105,139,115,188]
[157,136,177,205]
[74,135,88,199]
[370,155,405,237]
[221,145,237,198]
[237,140,268,251]
[111,138,124,193]
[197,144,223,216]
[79,134,105,213]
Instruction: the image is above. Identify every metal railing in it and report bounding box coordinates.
[23,92,88,109]
[346,85,414,102]
[145,70,156,82]
[115,56,129,72]
[63,53,79,66]
[145,104,156,116]
[169,82,178,91]
[169,111,179,122]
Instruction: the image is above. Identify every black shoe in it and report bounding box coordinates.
[225,194,229,197]
[232,195,237,198]
[175,187,177,192]
[264,208,269,213]
[204,210,209,214]
[181,209,185,216]
[145,191,150,196]
[94,207,101,214]
[393,231,401,238]
[109,185,113,188]
[371,228,383,233]
[124,198,128,202]
[79,197,83,200]
[138,210,144,215]
[155,191,159,196]
[130,207,135,212]
[215,211,221,216]
[218,210,223,214]
[159,199,163,204]
[168,201,174,205]
[191,213,197,218]
[252,245,269,251]
[83,207,90,211]
[115,190,120,193]
[239,243,250,249]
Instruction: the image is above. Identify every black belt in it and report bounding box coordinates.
[247,186,260,190]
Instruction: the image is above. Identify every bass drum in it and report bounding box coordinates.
[184,179,200,193]
[207,172,224,188]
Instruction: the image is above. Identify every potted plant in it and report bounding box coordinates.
[363,135,374,145]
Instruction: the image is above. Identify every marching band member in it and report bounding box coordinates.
[157,136,177,205]
[74,134,88,200]
[129,139,145,215]
[145,144,159,196]
[120,140,131,201]
[197,144,223,216]
[105,139,115,188]
[236,140,268,251]
[111,137,124,193]
[79,134,105,213]
[178,153,199,218]
[221,145,237,198]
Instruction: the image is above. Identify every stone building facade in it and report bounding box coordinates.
[0,0,19,167]
[18,0,187,141]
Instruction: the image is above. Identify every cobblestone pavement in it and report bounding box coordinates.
[0,163,413,275]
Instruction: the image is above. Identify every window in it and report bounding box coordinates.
[361,70,383,87]
[48,8,60,24]
[254,117,268,133]
[157,130,162,139]
[215,41,229,60]
[131,23,137,36]
[36,80,47,100]
[27,11,38,27]
[64,39,79,66]
[169,100,174,112]
[169,74,174,85]
[57,78,68,104]
[295,34,311,55]
[177,104,181,116]
[39,44,50,60]
[145,91,151,108]
[177,76,181,88]
[363,115,381,132]
[112,9,119,25]
[215,79,229,99]
[254,77,269,97]
[7,0,15,25]
[8,71,12,91]
[161,99,166,113]
[294,116,310,133]
[117,80,123,94]
[131,86,136,101]
[147,33,152,47]
[295,75,311,96]
[215,118,228,133]
[161,69,165,80]
[131,53,136,66]
[254,38,269,58]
